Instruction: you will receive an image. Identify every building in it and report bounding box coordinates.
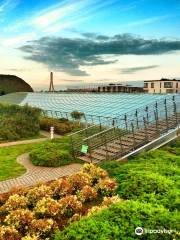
[98,84,144,93]
[144,78,180,94]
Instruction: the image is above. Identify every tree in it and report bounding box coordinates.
[70,111,85,124]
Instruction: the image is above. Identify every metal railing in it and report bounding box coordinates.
[71,95,180,160]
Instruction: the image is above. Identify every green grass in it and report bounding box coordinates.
[0,137,82,181]
[0,142,44,181]
[0,133,45,143]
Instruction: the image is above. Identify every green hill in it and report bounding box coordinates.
[0,74,33,95]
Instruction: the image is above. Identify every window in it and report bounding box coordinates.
[176,82,178,88]
[144,83,148,88]
[164,82,173,88]
[151,83,154,88]
[160,83,161,88]
[166,89,174,93]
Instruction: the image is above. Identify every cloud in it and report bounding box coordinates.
[121,65,159,74]
[19,33,180,76]
[124,15,170,28]
[0,0,19,13]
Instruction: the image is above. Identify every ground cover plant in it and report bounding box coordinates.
[54,138,180,240]
[0,104,41,141]
[0,164,119,239]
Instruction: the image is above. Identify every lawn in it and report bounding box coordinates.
[0,143,43,181]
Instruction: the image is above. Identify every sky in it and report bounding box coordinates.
[0,0,180,90]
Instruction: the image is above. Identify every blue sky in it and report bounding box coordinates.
[0,0,180,89]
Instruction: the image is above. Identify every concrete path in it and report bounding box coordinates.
[0,131,61,148]
[0,153,82,193]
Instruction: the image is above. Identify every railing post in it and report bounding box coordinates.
[154,110,159,136]
[155,102,159,121]
[104,134,109,160]
[164,98,169,129]
[98,116,102,131]
[135,110,139,129]
[145,106,149,124]
[87,138,92,163]
[124,114,128,131]
[131,122,136,149]
[173,96,178,126]
[143,117,149,142]
[117,127,124,155]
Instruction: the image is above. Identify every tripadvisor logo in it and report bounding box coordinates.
[135,227,143,235]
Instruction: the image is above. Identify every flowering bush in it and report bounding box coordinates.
[0,165,118,239]
[30,218,58,239]
[68,214,81,224]
[78,185,97,203]
[21,234,40,240]
[95,178,117,196]
[2,194,28,212]
[59,195,82,217]
[102,195,122,206]
[0,225,21,240]
[50,178,73,198]
[87,205,106,216]
[5,209,34,232]
[34,197,60,217]
[81,163,108,184]
[26,185,53,206]
[69,173,91,191]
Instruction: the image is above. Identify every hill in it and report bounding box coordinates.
[0,74,33,95]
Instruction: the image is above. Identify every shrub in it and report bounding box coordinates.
[0,104,41,141]
[115,170,174,199]
[50,178,73,199]
[70,111,84,122]
[34,197,60,218]
[40,117,79,135]
[5,209,34,232]
[26,185,53,206]
[30,142,73,167]
[58,195,83,217]
[0,225,21,240]
[55,200,179,240]
[30,218,58,239]
[2,194,28,212]
[78,186,97,203]
[95,178,117,196]
[81,163,108,184]
[69,173,91,191]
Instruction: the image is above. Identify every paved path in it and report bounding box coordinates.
[0,153,82,193]
[0,131,61,148]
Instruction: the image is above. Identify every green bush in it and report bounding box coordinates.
[40,117,79,135]
[30,141,73,167]
[100,141,180,211]
[55,200,179,240]
[116,170,174,198]
[0,104,41,141]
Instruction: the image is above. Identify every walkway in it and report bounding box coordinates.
[0,130,61,148]
[0,153,82,193]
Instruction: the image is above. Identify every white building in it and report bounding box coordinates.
[144,78,180,94]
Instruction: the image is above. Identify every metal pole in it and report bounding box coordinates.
[164,98,169,129]
[135,110,139,129]
[143,117,149,142]
[124,114,128,131]
[131,122,136,149]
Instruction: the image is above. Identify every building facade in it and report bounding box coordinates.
[144,79,180,94]
[98,84,144,93]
